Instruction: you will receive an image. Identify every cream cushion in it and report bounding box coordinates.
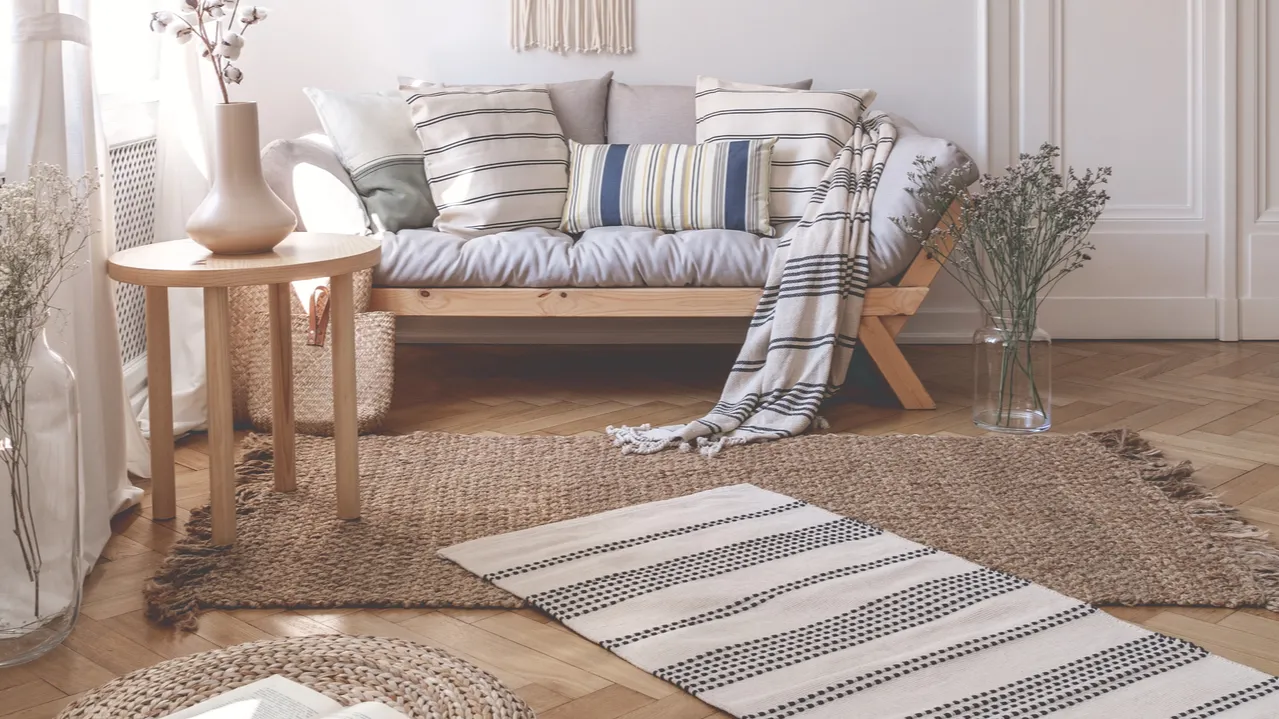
[694,76,877,229]
[403,84,569,238]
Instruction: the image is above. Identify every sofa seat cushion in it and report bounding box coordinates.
[376,227,775,288]
[375,221,923,289]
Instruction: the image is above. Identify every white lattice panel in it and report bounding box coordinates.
[109,138,157,365]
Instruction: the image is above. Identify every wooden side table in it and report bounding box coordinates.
[108,233,382,546]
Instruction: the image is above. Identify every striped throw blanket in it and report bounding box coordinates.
[441,485,1279,719]
[608,112,895,455]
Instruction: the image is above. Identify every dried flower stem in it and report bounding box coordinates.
[0,165,94,618]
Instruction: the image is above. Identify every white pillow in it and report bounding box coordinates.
[694,76,877,229]
[402,83,569,238]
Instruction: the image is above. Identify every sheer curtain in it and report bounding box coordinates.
[137,35,214,438]
[6,0,146,567]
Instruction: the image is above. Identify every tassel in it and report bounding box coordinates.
[510,0,634,54]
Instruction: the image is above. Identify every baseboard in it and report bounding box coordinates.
[1241,298,1279,339]
[897,297,1221,343]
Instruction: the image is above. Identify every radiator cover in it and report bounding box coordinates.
[108,137,158,366]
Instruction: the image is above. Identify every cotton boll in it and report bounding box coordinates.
[215,32,244,59]
[222,64,243,84]
[179,0,199,10]
[171,25,195,44]
[203,0,227,18]
[239,5,269,24]
[149,10,174,32]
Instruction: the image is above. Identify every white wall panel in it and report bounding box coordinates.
[1240,0,1279,338]
[963,0,1233,343]
[1051,233,1210,298]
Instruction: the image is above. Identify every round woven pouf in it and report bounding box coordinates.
[57,635,535,719]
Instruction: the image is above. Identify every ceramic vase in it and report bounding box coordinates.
[0,324,81,667]
[186,102,296,254]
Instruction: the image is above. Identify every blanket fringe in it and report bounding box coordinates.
[606,424,682,455]
[143,434,277,630]
[1090,429,1279,611]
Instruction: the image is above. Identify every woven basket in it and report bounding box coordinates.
[57,635,534,719]
[229,268,373,423]
[246,311,395,435]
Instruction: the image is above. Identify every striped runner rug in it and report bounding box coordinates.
[440,484,1279,718]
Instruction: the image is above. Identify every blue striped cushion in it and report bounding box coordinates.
[561,139,777,235]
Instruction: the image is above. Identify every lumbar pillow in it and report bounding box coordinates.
[606,79,813,145]
[303,88,438,233]
[561,138,777,235]
[694,76,877,227]
[403,83,570,237]
[400,73,613,145]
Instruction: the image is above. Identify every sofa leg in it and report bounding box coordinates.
[859,316,936,410]
[881,315,910,339]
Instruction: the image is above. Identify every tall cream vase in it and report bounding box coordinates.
[186,102,296,254]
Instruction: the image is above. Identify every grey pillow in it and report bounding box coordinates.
[304,87,438,233]
[607,79,813,145]
[867,114,979,286]
[548,72,613,144]
[400,73,614,145]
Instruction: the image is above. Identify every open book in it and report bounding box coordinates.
[163,675,409,719]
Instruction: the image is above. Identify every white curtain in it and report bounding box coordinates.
[137,33,213,439]
[6,0,145,566]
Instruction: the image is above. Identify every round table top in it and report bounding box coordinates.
[107,233,382,287]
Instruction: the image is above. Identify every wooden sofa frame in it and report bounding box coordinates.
[368,202,960,411]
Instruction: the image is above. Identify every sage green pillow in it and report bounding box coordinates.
[304,87,438,233]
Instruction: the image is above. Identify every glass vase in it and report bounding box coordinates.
[0,325,81,667]
[973,312,1052,433]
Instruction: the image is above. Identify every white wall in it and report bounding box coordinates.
[241,0,1275,341]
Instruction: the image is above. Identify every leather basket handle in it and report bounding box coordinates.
[306,285,332,347]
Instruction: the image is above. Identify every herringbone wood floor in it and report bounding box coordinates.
[7,340,1279,718]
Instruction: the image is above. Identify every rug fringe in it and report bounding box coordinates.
[143,434,277,630]
[1090,428,1279,611]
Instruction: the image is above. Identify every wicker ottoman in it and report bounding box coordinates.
[57,635,535,719]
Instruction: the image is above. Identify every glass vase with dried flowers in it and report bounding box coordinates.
[0,165,93,667]
[894,144,1110,433]
[149,1,296,254]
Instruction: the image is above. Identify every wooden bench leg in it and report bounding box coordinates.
[881,315,910,339]
[860,315,936,410]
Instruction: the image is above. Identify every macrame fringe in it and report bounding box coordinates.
[1090,429,1279,611]
[143,435,277,630]
[511,0,634,54]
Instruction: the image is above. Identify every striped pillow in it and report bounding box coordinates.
[561,139,777,235]
[694,76,877,229]
[402,84,569,238]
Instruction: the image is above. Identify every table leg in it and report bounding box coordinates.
[330,272,360,520]
[204,287,236,546]
[144,287,175,521]
[269,283,296,492]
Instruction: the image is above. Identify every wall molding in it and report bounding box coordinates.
[1241,299,1279,338]
[1255,0,1279,222]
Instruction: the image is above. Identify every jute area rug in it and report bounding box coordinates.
[147,430,1279,628]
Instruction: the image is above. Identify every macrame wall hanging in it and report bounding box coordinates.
[510,0,634,54]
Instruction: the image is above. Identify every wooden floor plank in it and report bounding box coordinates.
[10,340,1279,708]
